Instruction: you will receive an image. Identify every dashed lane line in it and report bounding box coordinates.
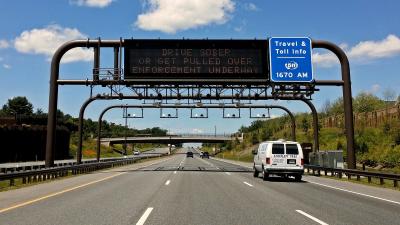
[243,181,253,187]
[296,210,329,225]
[136,207,154,225]
[165,180,171,185]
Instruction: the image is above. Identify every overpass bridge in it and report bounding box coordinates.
[100,134,242,146]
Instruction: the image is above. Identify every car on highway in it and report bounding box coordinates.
[252,139,304,181]
[186,151,193,158]
[133,151,140,155]
[200,151,209,159]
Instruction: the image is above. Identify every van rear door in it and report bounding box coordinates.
[285,144,300,167]
[270,143,285,167]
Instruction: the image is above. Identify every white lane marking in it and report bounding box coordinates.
[307,180,400,205]
[165,180,171,185]
[136,207,154,225]
[210,157,253,169]
[243,181,253,187]
[296,210,329,225]
[173,171,177,174]
[138,157,175,170]
[225,172,231,175]
[0,172,126,214]
[198,157,219,169]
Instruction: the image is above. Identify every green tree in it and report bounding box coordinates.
[301,117,309,133]
[251,133,259,144]
[327,97,344,115]
[2,96,33,116]
[353,92,385,113]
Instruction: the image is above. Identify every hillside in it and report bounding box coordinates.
[206,92,400,173]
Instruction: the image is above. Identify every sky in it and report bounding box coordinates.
[0,0,400,135]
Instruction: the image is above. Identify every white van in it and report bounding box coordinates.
[252,140,304,181]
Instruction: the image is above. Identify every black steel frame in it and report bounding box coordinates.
[45,39,355,169]
[76,96,317,164]
[94,103,298,162]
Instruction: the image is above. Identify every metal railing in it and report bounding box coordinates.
[304,165,400,188]
[0,154,165,188]
[168,133,234,138]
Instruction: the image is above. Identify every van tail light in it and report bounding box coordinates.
[266,158,271,164]
[301,158,304,165]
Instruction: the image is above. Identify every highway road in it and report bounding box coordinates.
[0,148,399,225]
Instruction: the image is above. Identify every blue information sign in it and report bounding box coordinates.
[269,37,313,82]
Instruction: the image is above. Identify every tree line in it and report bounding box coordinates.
[0,96,168,140]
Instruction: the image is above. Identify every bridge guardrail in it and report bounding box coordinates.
[304,165,400,188]
[0,154,166,188]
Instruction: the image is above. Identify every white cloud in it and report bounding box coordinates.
[3,64,11,69]
[312,52,338,67]
[14,25,92,63]
[70,0,114,8]
[244,3,258,11]
[135,0,235,34]
[313,34,400,67]
[0,40,10,48]
[348,34,400,59]
[370,84,380,93]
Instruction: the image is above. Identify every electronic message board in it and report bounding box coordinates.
[124,40,268,80]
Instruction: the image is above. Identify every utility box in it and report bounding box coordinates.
[309,150,343,168]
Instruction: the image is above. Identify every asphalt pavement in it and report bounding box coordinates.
[0,147,399,225]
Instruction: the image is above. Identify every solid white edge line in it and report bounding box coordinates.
[296,210,329,225]
[165,180,171,185]
[136,207,154,225]
[243,181,253,187]
[307,180,400,205]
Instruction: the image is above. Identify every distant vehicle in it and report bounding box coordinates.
[199,151,204,157]
[186,151,193,158]
[252,140,304,181]
[201,151,209,159]
[133,151,140,155]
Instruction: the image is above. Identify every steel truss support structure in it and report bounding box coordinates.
[46,39,354,168]
[95,104,298,162]
[75,95,317,164]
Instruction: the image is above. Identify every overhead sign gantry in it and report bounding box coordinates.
[46,37,356,169]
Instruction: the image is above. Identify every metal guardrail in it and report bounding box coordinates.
[0,154,165,188]
[0,156,139,174]
[304,165,400,188]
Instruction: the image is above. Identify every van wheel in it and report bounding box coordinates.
[253,165,259,177]
[262,167,269,181]
[295,175,302,182]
